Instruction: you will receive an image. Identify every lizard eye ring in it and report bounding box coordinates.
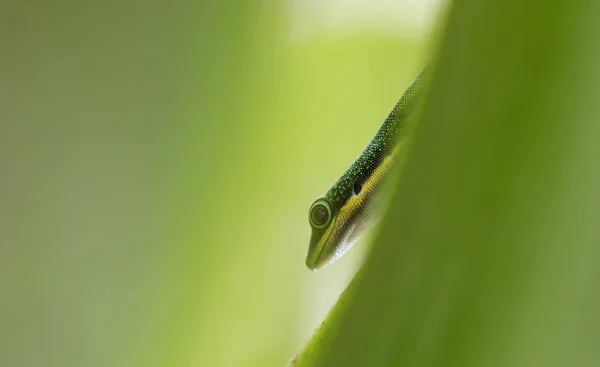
[309,199,331,229]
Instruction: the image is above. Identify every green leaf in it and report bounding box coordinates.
[293,0,600,366]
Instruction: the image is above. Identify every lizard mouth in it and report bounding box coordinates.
[306,216,339,271]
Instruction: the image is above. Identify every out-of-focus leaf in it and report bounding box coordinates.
[310,0,600,366]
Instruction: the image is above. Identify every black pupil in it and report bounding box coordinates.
[311,204,329,226]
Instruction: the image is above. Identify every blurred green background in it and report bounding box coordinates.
[1,1,440,366]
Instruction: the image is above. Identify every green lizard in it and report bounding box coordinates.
[306,65,430,270]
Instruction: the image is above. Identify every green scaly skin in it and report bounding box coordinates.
[306,64,430,270]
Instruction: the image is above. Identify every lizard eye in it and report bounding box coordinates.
[309,199,331,228]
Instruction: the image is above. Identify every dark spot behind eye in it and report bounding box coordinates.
[353,181,362,195]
